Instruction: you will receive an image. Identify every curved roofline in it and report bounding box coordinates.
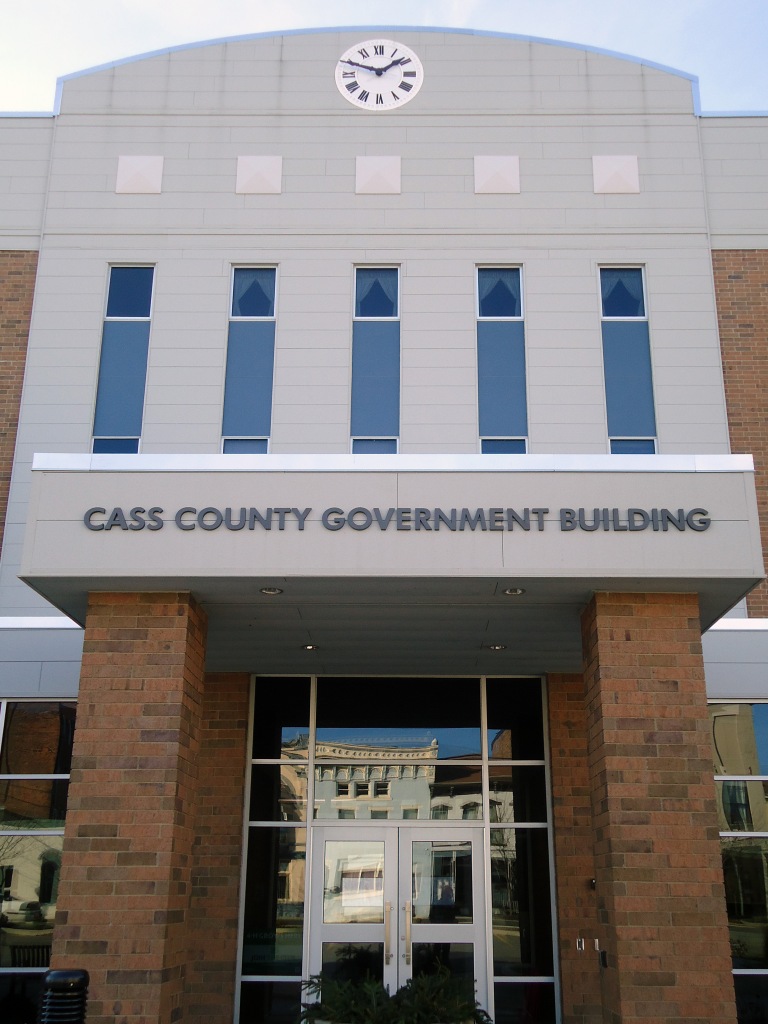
[48,24,701,115]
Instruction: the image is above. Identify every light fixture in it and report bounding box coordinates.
[502,587,526,596]
[260,586,283,596]
[487,643,507,651]
[302,644,319,651]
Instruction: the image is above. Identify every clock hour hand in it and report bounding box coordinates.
[378,57,406,73]
[340,58,379,73]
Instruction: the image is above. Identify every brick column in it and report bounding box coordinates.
[581,592,737,1024]
[548,673,602,1024]
[52,592,208,1024]
[183,672,250,1024]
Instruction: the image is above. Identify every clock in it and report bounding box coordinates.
[335,39,424,110]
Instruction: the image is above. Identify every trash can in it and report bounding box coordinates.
[38,969,89,1023]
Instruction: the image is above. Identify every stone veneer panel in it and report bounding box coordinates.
[0,250,37,558]
[713,249,768,615]
[52,592,208,1024]
[581,592,737,1024]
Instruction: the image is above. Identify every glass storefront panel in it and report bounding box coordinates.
[489,766,547,824]
[716,780,768,834]
[0,780,69,829]
[411,841,473,924]
[251,678,311,760]
[0,973,45,1024]
[0,703,76,775]
[722,837,768,969]
[413,941,474,983]
[239,981,302,1024]
[733,973,768,1023]
[710,703,768,777]
[316,678,482,759]
[249,765,307,823]
[490,829,553,976]
[241,828,305,976]
[313,763,483,821]
[493,982,557,1024]
[321,942,384,982]
[323,840,384,924]
[0,835,62,969]
[487,679,544,760]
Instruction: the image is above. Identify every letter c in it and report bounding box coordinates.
[84,507,106,531]
[175,507,196,531]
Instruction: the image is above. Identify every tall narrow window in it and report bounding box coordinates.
[222,268,276,454]
[351,268,399,453]
[600,267,656,454]
[92,266,153,453]
[477,268,527,453]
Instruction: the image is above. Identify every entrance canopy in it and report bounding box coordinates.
[21,454,763,675]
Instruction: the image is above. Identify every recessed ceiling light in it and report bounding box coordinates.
[302,644,319,651]
[260,586,283,596]
[502,587,526,596]
[487,643,507,651]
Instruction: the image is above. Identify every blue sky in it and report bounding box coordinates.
[2,0,767,113]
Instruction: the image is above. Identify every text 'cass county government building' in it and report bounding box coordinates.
[1,24,768,1024]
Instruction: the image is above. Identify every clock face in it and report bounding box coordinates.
[335,39,424,110]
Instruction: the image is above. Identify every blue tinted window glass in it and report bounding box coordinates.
[610,438,656,454]
[600,268,645,317]
[222,322,275,437]
[350,322,400,436]
[602,321,656,437]
[106,267,154,318]
[223,438,269,454]
[478,269,521,318]
[233,268,276,318]
[92,437,140,454]
[481,439,527,454]
[477,322,527,438]
[355,269,398,318]
[93,322,150,436]
[352,438,398,453]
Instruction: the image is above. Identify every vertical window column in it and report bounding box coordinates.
[351,268,399,454]
[92,266,154,453]
[477,268,527,453]
[600,267,657,454]
[222,268,277,454]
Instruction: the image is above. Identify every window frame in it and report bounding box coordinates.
[230,266,278,321]
[476,266,524,321]
[353,266,400,321]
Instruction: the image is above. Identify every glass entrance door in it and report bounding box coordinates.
[309,826,487,1005]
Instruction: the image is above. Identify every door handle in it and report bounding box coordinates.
[404,900,412,965]
[385,901,392,964]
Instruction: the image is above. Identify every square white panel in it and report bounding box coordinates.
[236,155,283,194]
[115,155,164,194]
[592,155,640,194]
[355,155,401,194]
[474,155,520,194]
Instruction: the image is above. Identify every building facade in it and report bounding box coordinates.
[0,25,767,1024]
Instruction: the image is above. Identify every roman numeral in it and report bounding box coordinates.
[403,71,417,78]
[358,90,370,103]
[390,48,399,57]
[342,71,355,78]
[398,81,413,92]
[346,81,360,93]
[358,48,369,59]
[374,45,384,55]
[376,93,384,105]
[391,91,401,101]
[400,58,412,65]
